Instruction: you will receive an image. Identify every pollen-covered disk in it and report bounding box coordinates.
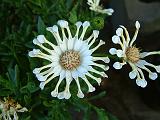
[0,97,28,120]
[109,21,160,88]
[28,20,110,99]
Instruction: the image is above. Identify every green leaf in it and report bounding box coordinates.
[107,112,119,120]
[43,101,53,107]
[94,108,109,120]
[24,95,31,104]
[20,82,39,94]
[37,16,46,34]
[28,82,39,93]
[28,0,42,7]
[69,4,78,24]
[14,65,20,87]
[88,91,106,100]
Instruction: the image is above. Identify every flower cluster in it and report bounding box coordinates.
[109,21,160,87]
[87,0,114,15]
[28,1,160,100]
[0,97,28,120]
[28,20,109,99]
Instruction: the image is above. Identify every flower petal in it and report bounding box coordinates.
[109,48,117,55]
[113,62,123,69]
[136,79,147,88]
[149,72,158,80]
[129,70,137,79]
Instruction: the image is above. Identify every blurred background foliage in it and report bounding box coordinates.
[0,0,117,119]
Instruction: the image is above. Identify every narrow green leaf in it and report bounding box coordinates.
[94,108,109,120]
[37,16,46,34]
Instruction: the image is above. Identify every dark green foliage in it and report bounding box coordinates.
[0,0,118,119]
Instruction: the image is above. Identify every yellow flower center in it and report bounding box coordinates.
[125,46,140,63]
[60,50,81,70]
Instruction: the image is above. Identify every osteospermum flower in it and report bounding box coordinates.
[0,97,28,120]
[28,20,109,99]
[109,21,160,88]
[87,0,114,15]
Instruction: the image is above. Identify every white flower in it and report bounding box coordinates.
[87,0,114,15]
[29,20,109,99]
[0,97,28,120]
[109,21,160,88]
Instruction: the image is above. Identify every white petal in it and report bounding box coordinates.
[68,38,75,50]
[57,20,68,28]
[140,52,148,58]
[104,57,110,63]
[36,74,46,81]
[37,35,45,43]
[81,49,92,57]
[74,39,83,51]
[71,70,79,79]
[64,92,71,99]
[53,65,62,76]
[51,90,58,97]
[103,8,114,15]
[109,48,117,55]
[75,21,82,28]
[77,91,84,98]
[116,49,124,57]
[60,70,66,80]
[112,35,120,44]
[83,21,90,27]
[79,43,89,53]
[155,65,160,73]
[93,30,99,38]
[149,72,158,80]
[136,60,147,68]
[82,56,92,65]
[64,71,72,99]
[33,49,40,54]
[135,21,140,29]
[77,66,88,76]
[59,42,67,52]
[57,92,65,99]
[88,86,95,92]
[28,49,40,57]
[39,82,45,90]
[116,28,123,36]
[17,107,28,112]
[113,62,123,69]
[33,38,40,45]
[129,70,137,79]
[33,68,40,74]
[54,46,62,55]
[52,25,59,32]
[136,79,147,88]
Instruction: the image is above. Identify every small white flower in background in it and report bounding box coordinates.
[0,97,28,120]
[28,20,109,99]
[87,0,114,15]
[109,21,160,88]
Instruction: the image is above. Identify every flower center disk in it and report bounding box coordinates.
[60,50,81,70]
[125,46,140,63]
